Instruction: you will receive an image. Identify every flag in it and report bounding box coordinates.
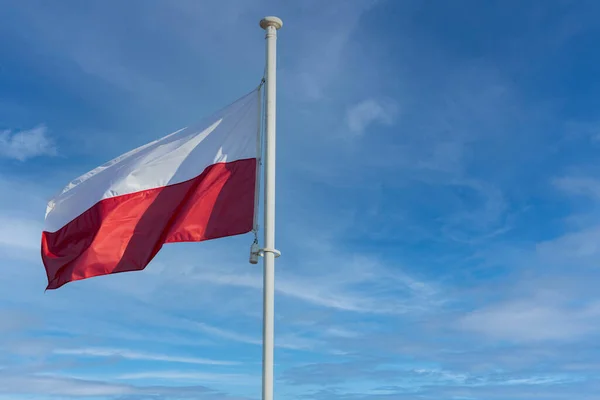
[41,88,261,290]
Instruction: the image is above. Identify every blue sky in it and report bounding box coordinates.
[2,0,600,399]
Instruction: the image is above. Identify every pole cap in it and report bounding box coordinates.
[260,16,283,30]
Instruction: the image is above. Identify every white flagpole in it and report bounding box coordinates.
[259,16,282,400]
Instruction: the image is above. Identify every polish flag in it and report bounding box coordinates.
[42,88,260,290]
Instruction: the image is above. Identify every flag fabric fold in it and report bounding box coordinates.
[42,88,260,290]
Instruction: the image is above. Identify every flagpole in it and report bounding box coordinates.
[259,15,282,400]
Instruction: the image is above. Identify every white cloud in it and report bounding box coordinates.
[416,141,465,174]
[441,178,510,243]
[412,368,469,384]
[193,321,322,351]
[195,322,261,346]
[282,0,381,101]
[118,371,256,386]
[540,176,600,266]
[0,216,43,251]
[536,226,600,266]
[346,98,398,135]
[188,261,437,315]
[554,176,600,199]
[324,327,360,338]
[119,371,249,383]
[0,375,134,397]
[53,347,238,366]
[0,374,226,398]
[0,125,56,161]
[459,298,600,342]
[0,310,38,333]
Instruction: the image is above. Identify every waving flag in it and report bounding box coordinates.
[42,88,260,289]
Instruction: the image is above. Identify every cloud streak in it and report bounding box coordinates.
[0,373,246,399]
[53,347,239,366]
[187,260,439,315]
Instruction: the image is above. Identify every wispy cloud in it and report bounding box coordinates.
[0,216,42,251]
[0,373,241,399]
[194,321,323,351]
[118,371,256,386]
[0,125,56,161]
[459,298,600,342]
[194,322,261,346]
[280,357,576,390]
[282,0,381,101]
[554,176,600,199]
[536,226,600,267]
[0,374,135,397]
[53,347,238,366]
[324,327,360,339]
[346,98,398,135]
[188,261,438,315]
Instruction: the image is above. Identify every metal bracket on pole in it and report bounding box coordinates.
[250,245,281,264]
[259,248,281,258]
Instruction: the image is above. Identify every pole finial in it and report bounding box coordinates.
[260,16,283,30]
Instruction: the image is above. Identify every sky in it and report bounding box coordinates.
[1,0,600,399]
